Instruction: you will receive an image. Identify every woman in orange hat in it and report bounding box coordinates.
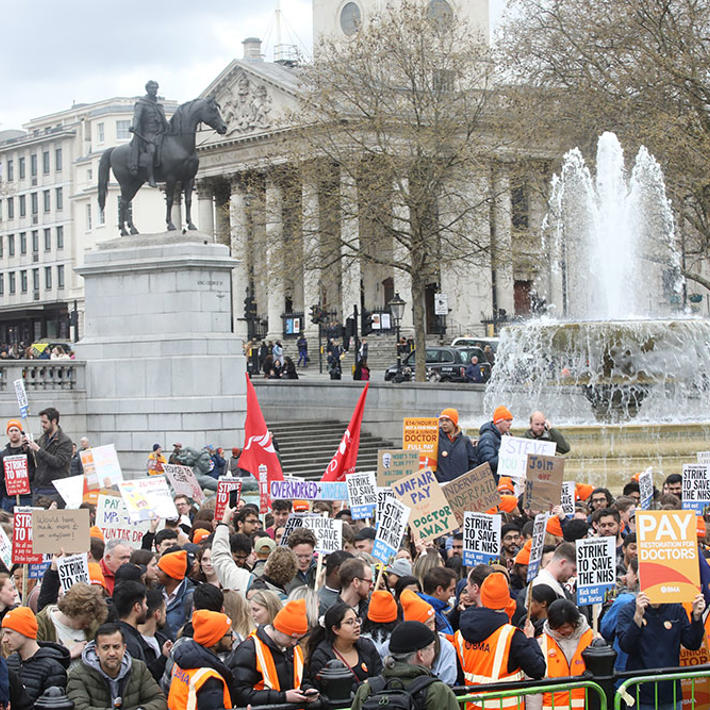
[436,408,478,483]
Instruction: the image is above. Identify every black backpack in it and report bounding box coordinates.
[361,675,438,710]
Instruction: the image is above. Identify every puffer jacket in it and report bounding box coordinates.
[476,421,503,479]
[436,429,478,483]
[6,641,70,706]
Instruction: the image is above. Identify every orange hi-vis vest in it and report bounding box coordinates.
[454,625,525,709]
[167,664,231,710]
[540,628,594,710]
[253,634,304,691]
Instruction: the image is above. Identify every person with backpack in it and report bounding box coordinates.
[351,620,459,710]
[435,409,477,484]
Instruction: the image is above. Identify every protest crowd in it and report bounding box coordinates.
[0,383,708,710]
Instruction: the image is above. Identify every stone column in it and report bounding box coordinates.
[392,179,414,333]
[340,169,361,320]
[265,175,285,340]
[492,164,515,318]
[302,178,321,338]
[215,185,231,248]
[229,177,249,340]
[196,180,215,239]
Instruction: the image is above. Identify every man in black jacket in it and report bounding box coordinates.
[0,419,35,511]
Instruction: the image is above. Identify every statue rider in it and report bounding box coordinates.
[129,80,168,188]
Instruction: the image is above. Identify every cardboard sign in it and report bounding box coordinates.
[441,462,501,526]
[402,418,439,470]
[576,536,616,605]
[56,553,90,594]
[0,526,13,570]
[561,481,575,517]
[163,463,205,504]
[527,513,548,582]
[13,506,43,563]
[3,454,30,496]
[14,379,29,418]
[463,512,501,566]
[119,476,177,523]
[392,468,458,542]
[637,510,700,603]
[32,508,90,554]
[52,474,85,509]
[639,467,654,509]
[524,454,565,512]
[215,477,242,522]
[497,437,557,481]
[373,497,411,564]
[311,517,343,554]
[96,494,151,548]
[377,449,421,487]
[682,464,710,515]
[269,480,348,500]
[346,471,378,520]
[80,444,123,489]
[279,513,318,545]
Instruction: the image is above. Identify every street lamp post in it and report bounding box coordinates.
[388,292,406,370]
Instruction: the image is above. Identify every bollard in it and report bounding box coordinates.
[582,638,617,710]
[316,659,354,709]
[34,686,74,710]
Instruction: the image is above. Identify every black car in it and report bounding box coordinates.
[384,346,491,383]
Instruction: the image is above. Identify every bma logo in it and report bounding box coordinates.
[242,431,276,454]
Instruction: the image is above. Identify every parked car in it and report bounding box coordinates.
[384,346,491,383]
[451,336,499,353]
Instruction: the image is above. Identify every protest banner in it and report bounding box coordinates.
[80,444,123,489]
[637,510,700,603]
[3,454,30,496]
[527,513,548,582]
[392,468,458,543]
[402,418,439,470]
[561,481,575,517]
[462,512,501,567]
[346,471,377,520]
[119,476,177,522]
[311,517,343,554]
[497,437,556,483]
[376,487,393,528]
[441,462,501,526]
[524,454,565,512]
[682,464,710,515]
[52,475,87,509]
[12,506,42,564]
[28,561,50,579]
[14,379,29,418]
[576,536,616,605]
[0,527,13,570]
[639,467,654,509]
[698,452,710,465]
[32,509,90,554]
[279,513,318,545]
[96,494,151,547]
[56,553,90,594]
[269,480,348,500]
[258,464,270,514]
[372,497,411,564]
[215,477,243,522]
[377,450,421,487]
[163,463,205,504]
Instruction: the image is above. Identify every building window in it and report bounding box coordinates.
[7,198,13,220]
[30,193,38,216]
[55,187,63,211]
[19,195,26,218]
[0,274,4,296]
[31,230,38,254]
[32,268,39,294]
[44,228,51,251]
[57,265,65,289]
[43,190,50,213]
[20,270,27,293]
[86,204,92,231]
[45,266,52,289]
[340,2,362,35]
[9,273,15,294]
[55,148,63,172]
[56,225,64,249]
[97,122,104,143]
[30,154,37,178]
[42,151,50,175]
[18,158,24,180]
[116,120,131,139]
[6,160,13,182]
[20,233,26,255]
[99,207,105,225]
[8,235,14,257]
[87,168,93,182]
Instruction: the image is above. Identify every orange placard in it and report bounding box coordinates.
[680,609,710,709]
[402,417,439,471]
[637,510,700,603]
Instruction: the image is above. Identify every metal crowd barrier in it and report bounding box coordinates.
[458,679,607,709]
[615,668,710,709]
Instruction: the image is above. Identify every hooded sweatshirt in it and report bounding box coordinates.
[82,641,132,703]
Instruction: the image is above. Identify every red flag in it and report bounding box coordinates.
[238,374,284,484]
[322,382,369,482]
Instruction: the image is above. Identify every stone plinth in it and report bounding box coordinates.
[74,232,246,474]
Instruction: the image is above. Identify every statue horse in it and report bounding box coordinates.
[98,97,227,236]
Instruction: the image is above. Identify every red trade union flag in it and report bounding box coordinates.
[322,382,369,482]
[237,374,284,484]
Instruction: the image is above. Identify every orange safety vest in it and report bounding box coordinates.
[540,628,594,710]
[167,664,231,710]
[253,634,304,691]
[454,625,525,709]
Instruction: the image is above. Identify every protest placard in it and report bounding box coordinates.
[0,527,13,570]
[215,477,242,522]
[32,509,90,554]
[279,513,318,545]
[524,454,565,512]
[462,512,501,567]
[14,379,29,418]
[698,452,710,465]
[56,553,90,594]
[561,481,576,517]
[28,561,51,578]
[376,487,393,528]
[373,497,411,564]
[576,536,616,605]
[269,480,348,500]
[258,464,270,514]
[96,494,151,547]
[311,517,343,554]
[392,468,458,543]
[497,437,557,481]
[637,510,700,603]
[3,454,29,496]
[80,444,123,489]
[346,472,378,520]
[13,506,42,564]
[639,467,654,509]
[527,513,548,582]
[119,476,177,523]
[402,418,439,470]
[163,464,205,504]
[441,463,501,526]
[682,464,710,515]
[377,450,421,487]
[52,475,86,510]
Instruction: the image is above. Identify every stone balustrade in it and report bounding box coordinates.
[0,360,85,393]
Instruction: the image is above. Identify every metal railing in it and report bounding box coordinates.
[615,668,710,709]
[459,679,607,709]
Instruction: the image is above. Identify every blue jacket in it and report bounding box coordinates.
[600,591,635,674]
[436,430,477,483]
[162,577,195,639]
[617,599,704,705]
[477,421,502,479]
[418,592,453,635]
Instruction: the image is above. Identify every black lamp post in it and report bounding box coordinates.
[389,292,406,369]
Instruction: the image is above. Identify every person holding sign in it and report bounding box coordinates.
[0,419,35,511]
[523,412,571,455]
[436,409,478,483]
[476,406,514,481]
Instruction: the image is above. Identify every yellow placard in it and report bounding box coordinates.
[402,417,438,471]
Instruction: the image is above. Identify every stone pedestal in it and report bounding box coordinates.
[74,232,246,475]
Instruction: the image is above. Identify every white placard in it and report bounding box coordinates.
[57,553,90,594]
[639,467,654,509]
[372,497,411,564]
[682,464,710,515]
[311,517,343,554]
[497,436,557,481]
[53,475,85,509]
[462,512,501,566]
[561,481,576,517]
[346,471,378,520]
[576,536,615,605]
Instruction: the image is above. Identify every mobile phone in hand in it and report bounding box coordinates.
[229,488,240,508]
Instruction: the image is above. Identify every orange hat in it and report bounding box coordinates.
[546,516,563,537]
[438,408,459,427]
[480,572,513,611]
[698,517,706,538]
[88,562,106,588]
[273,598,309,636]
[2,607,38,639]
[493,406,513,423]
[575,483,594,502]
[192,528,210,544]
[193,609,232,648]
[400,589,435,624]
[90,526,105,541]
[631,472,641,482]
[157,549,187,580]
[293,500,309,513]
[6,419,22,434]
[497,477,515,494]
[514,539,532,565]
[367,591,398,623]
